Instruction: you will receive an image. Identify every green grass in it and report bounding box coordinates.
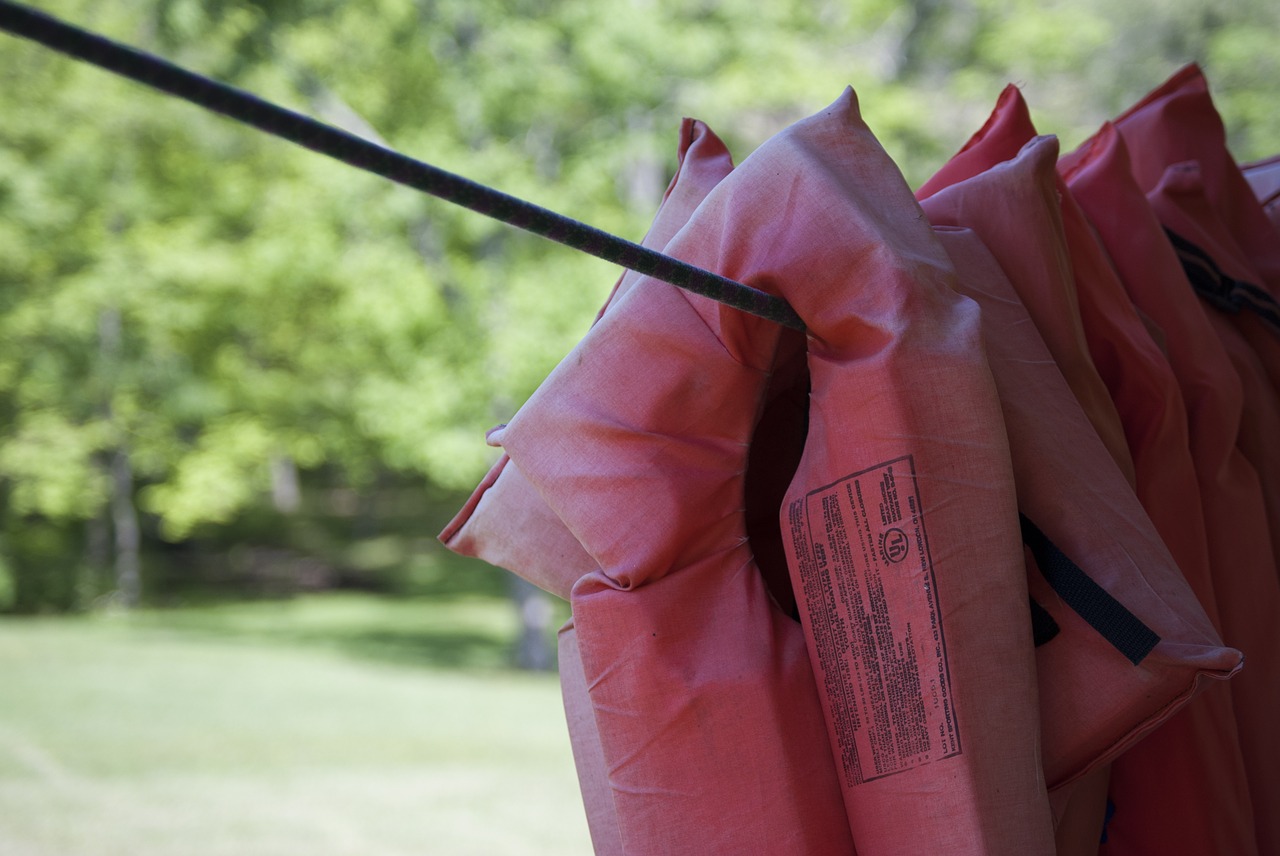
[0,594,592,855]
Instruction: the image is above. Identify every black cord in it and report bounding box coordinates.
[0,0,805,331]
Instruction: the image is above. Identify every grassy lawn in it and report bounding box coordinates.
[0,594,591,856]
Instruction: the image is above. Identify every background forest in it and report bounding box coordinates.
[1,0,1278,614]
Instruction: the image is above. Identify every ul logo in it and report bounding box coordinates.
[880,527,909,564]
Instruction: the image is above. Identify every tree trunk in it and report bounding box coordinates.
[270,454,302,514]
[511,576,554,671]
[111,450,141,608]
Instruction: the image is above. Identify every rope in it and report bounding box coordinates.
[0,0,806,331]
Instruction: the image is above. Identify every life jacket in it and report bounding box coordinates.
[1134,164,1280,856]
[1241,154,1280,230]
[443,119,841,854]
[919,89,1244,856]
[478,107,864,849]
[1062,122,1262,856]
[754,88,1056,855]
[1138,161,1280,571]
[1080,69,1280,502]
[916,121,1242,843]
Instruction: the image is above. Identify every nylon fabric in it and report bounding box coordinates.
[557,621,623,856]
[1063,120,1261,856]
[765,89,1054,856]
[1138,163,1280,856]
[1078,64,1280,295]
[491,106,858,851]
[440,117,736,601]
[916,127,1242,814]
[1143,162,1280,580]
[443,119,823,853]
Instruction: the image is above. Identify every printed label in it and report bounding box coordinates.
[787,455,959,786]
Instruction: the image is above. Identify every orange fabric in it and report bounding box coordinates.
[1141,163,1280,575]
[491,99,869,849]
[917,127,1241,811]
[442,120,763,853]
[1062,123,1261,856]
[440,118,736,602]
[1065,67,1280,852]
[916,84,1031,200]
[917,97,1134,485]
[920,101,1123,853]
[759,91,1055,856]
[930,224,1220,853]
[444,75,1263,854]
[1138,165,1280,856]
[1080,64,1280,295]
[557,620,623,856]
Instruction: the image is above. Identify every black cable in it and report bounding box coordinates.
[0,0,806,331]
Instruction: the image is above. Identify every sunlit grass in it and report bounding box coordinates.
[0,595,590,855]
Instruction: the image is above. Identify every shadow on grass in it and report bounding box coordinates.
[120,553,568,675]
[310,625,518,671]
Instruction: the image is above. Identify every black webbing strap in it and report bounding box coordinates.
[1028,597,1061,647]
[0,0,805,331]
[1020,514,1160,665]
[1165,227,1280,334]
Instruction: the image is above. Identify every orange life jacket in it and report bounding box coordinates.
[767,89,1056,855]
[468,112,861,851]
[916,119,1242,844]
[1062,120,1262,856]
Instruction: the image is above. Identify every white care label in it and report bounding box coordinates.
[788,455,960,785]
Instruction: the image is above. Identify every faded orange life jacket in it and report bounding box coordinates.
[769,89,1056,856]
[466,109,864,850]
[1063,119,1264,856]
[917,120,1242,849]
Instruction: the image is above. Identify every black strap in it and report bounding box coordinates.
[1028,597,1061,647]
[0,1,805,332]
[1020,514,1160,665]
[1166,228,1280,335]
[1234,281,1280,332]
[1165,228,1244,312]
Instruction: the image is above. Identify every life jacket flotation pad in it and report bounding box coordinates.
[556,619,623,856]
[1084,70,1280,504]
[760,88,1055,856]
[485,105,864,850]
[1056,120,1248,856]
[929,223,1240,856]
[1104,73,1280,845]
[441,117,736,603]
[918,100,1128,853]
[917,98,1135,486]
[916,130,1242,819]
[1062,123,1261,856]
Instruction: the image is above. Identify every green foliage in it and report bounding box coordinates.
[1,0,1277,609]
